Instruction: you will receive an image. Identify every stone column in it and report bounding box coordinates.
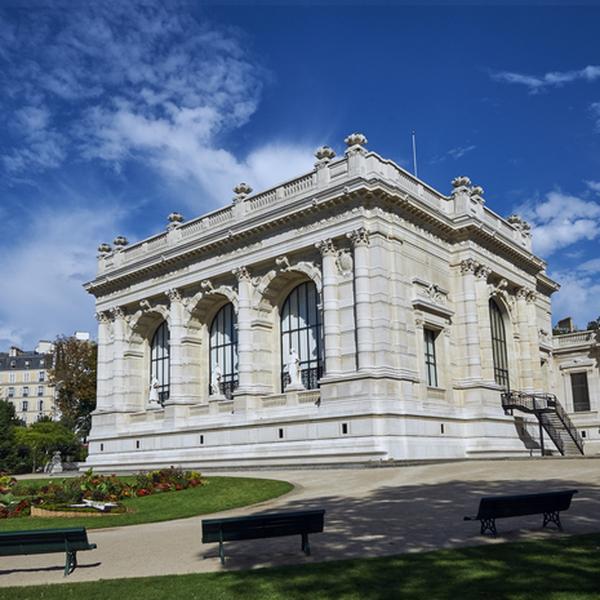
[475,265,494,383]
[164,288,187,405]
[515,287,534,392]
[348,227,373,371]
[233,266,254,395]
[526,291,544,392]
[458,259,482,384]
[95,311,113,412]
[316,239,341,376]
[110,307,134,411]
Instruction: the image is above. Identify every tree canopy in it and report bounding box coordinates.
[49,335,97,439]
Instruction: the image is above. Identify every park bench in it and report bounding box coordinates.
[464,489,578,536]
[202,509,325,565]
[0,527,97,576]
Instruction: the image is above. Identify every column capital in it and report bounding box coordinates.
[460,258,479,275]
[475,265,492,281]
[347,227,370,247]
[232,266,252,282]
[165,288,183,303]
[315,239,337,256]
[95,311,112,324]
[110,306,128,321]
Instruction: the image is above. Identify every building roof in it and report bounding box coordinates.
[0,349,53,372]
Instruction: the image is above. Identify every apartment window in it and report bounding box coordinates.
[37,385,44,397]
[38,400,44,412]
[23,386,29,397]
[9,372,15,383]
[23,372,30,383]
[39,359,45,367]
[38,371,45,382]
[22,400,28,412]
[424,328,439,387]
[8,387,15,398]
[571,372,590,412]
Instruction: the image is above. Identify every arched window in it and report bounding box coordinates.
[150,321,170,403]
[489,299,510,390]
[209,303,238,399]
[280,281,323,391]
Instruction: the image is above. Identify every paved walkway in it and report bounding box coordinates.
[2,458,600,588]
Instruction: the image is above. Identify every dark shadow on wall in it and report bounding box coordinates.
[513,416,542,452]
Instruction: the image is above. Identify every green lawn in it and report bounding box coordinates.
[0,476,293,531]
[6,533,600,599]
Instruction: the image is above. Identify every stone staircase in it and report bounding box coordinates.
[501,391,585,456]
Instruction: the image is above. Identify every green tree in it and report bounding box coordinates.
[0,400,29,474]
[14,420,82,472]
[49,335,97,439]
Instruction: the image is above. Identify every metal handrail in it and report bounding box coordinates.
[500,390,584,456]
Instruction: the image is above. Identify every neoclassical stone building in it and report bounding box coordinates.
[84,133,585,470]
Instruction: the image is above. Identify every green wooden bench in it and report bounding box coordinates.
[0,527,97,576]
[202,509,325,565]
[464,489,578,536]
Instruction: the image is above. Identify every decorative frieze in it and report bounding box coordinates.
[335,250,353,278]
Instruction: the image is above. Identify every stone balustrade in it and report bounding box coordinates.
[95,147,533,277]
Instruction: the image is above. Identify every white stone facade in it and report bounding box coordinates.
[84,134,577,471]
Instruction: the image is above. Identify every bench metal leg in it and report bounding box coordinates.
[64,551,77,576]
[543,511,562,530]
[480,518,497,537]
[301,533,310,556]
[218,540,225,565]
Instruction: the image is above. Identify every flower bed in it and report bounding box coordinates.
[0,467,204,519]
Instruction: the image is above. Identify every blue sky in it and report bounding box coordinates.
[0,1,599,349]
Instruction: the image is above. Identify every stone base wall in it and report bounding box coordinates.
[84,385,546,471]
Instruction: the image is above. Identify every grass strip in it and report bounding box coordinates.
[0,477,293,531]
[7,532,600,599]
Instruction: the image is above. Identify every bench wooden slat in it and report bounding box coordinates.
[202,509,325,564]
[464,489,578,536]
[0,527,97,575]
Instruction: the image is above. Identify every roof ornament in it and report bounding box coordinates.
[344,132,368,149]
[97,243,112,255]
[314,145,336,165]
[233,182,252,204]
[167,212,184,230]
[112,236,128,249]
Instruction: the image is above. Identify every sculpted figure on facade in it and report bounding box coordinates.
[285,347,303,390]
[210,363,223,397]
[148,377,161,408]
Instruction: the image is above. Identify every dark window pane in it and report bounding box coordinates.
[280,281,324,391]
[489,299,510,390]
[571,372,590,412]
[150,321,170,403]
[209,303,239,400]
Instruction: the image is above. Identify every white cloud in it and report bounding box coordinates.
[0,2,315,208]
[585,180,600,194]
[515,190,600,256]
[0,203,126,349]
[430,144,477,164]
[551,270,600,327]
[492,65,600,93]
[580,257,600,273]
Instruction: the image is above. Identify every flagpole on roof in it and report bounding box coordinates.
[412,130,418,178]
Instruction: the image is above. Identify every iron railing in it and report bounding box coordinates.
[501,391,584,456]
